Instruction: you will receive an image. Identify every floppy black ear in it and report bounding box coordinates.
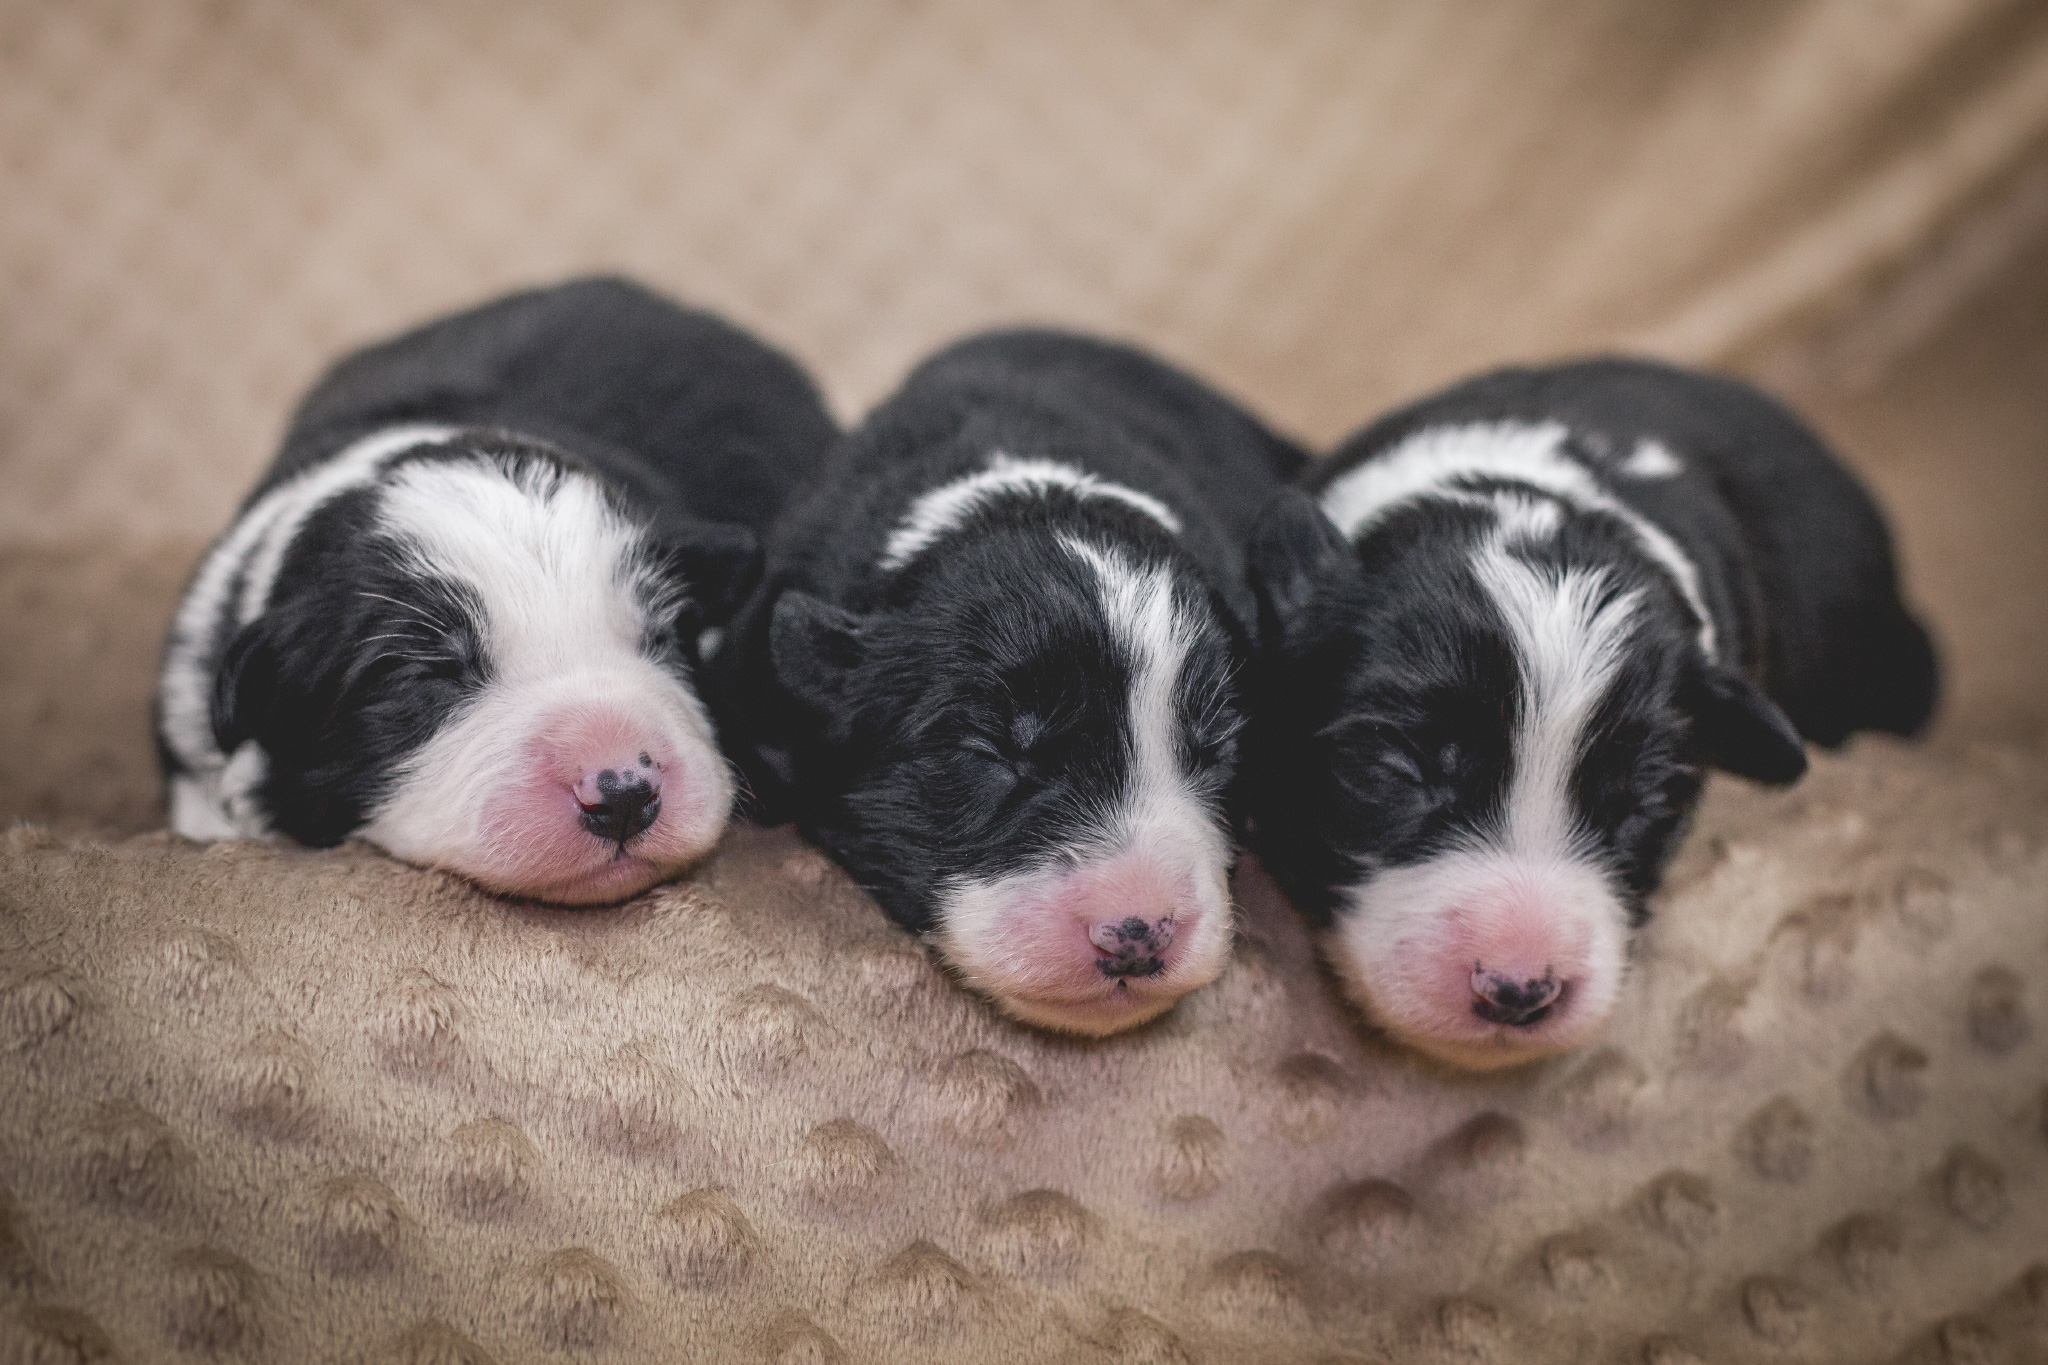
[1681,658,1808,784]
[1248,488,1358,648]
[770,591,867,713]
[211,620,277,752]
[651,515,761,623]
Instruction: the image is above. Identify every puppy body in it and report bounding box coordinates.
[1250,357,1935,1067]
[725,329,1306,1034]
[158,277,836,903]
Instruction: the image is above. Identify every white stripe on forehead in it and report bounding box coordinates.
[1319,420,1716,659]
[879,453,1182,572]
[1472,536,1641,860]
[1056,534,1227,856]
[375,458,680,682]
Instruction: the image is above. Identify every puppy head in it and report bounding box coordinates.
[207,434,753,903]
[1248,488,1804,1069]
[770,526,1241,1035]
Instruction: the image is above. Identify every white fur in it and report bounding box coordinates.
[1489,491,1566,544]
[1325,844,1627,1068]
[168,773,245,842]
[160,423,457,840]
[1058,538,1226,867]
[1619,438,1684,479]
[931,537,1233,1034]
[1325,535,1640,1067]
[1473,541,1641,861]
[1318,421,1717,659]
[357,458,730,871]
[878,453,1182,572]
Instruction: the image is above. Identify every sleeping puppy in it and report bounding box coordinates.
[720,329,1306,1034]
[1247,357,1936,1069]
[157,277,836,904]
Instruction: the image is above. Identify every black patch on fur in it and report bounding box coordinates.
[223,482,493,844]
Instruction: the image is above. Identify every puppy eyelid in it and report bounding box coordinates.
[1379,744,1425,780]
[1316,712,1399,744]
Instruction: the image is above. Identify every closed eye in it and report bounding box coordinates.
[1376,741,1426,785]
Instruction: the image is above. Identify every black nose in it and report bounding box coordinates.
[1090,915,1175,979]
[578,770,661,844]
[1470,968,1562,1028]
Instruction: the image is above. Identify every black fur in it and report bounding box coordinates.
[718,327,1306,933]
[1247,356,1937,925]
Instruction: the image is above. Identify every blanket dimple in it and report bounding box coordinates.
[2,738,2043,1362]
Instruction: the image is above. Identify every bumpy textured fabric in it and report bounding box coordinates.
[3,1,2048,1360]
[3,745,2046,1362]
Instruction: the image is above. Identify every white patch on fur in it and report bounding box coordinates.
[1323,536,1640,1068]
[1619,438,1684,479]
[211,742,273,837]
[1473,541,1641,861]
[159,423,457,840]
[168,772,245,842]
[1318,420,1717,658]
[929,537,1233,1035]
[1490,491,1565,543]
[878,453,1182,571]
[358,457,730,876]
[1058,538,1219,859]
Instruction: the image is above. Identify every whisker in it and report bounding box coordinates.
[356,589,456,630]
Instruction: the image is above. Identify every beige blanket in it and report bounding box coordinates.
[4,2,2047,1359]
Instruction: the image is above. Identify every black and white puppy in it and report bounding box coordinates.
[720,329,1306,1034]
[157,277,836,904]
[1248,357,1936,1068]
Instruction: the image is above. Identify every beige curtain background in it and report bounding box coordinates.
[2,0,2045,524]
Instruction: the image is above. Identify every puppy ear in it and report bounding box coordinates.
[770,591,867,712]
[1681,657,1808,784]
[211,620,277,752]
[1249,488,1357,647]
[650,515,760,623]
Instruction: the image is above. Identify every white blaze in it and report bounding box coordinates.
[879,452,1182,572]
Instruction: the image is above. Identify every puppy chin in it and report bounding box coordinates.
[364,681,737,905]
[1328,944,1608,1071]
[492,850,678,907]
[933,855,1235,1037]
[381,787,728,905]
[977,976,1190,1038]
[1323,853,1627,1071]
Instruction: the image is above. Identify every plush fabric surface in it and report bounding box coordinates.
[4,2,2048,1360]
[3,739,2046,1364]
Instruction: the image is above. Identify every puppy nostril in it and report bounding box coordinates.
[1088,916,1176,979]
[1469,966,1563,1028]
[577,770,662,845]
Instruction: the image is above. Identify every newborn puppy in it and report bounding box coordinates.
[721,329,1306,1034]
[157,277,836,904]
[1248,357,1935,1068]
